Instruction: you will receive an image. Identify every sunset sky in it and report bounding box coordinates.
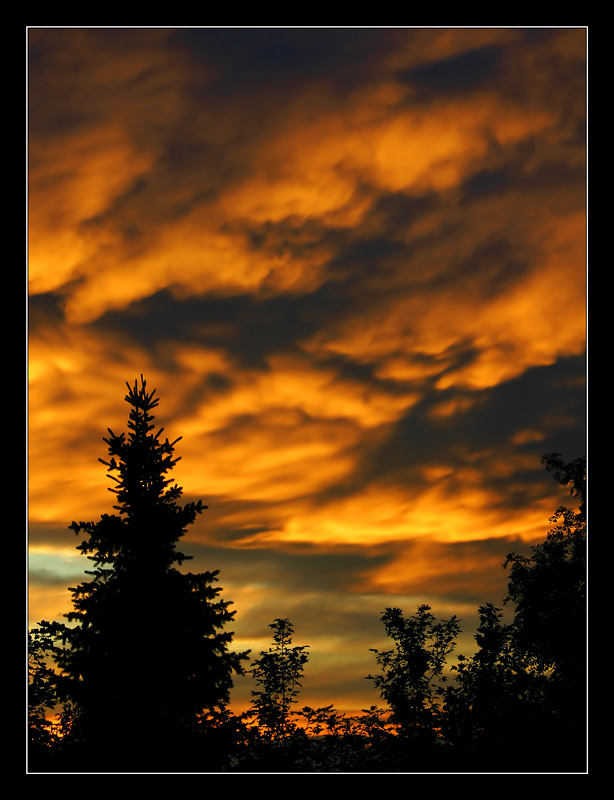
[27,27,587,715]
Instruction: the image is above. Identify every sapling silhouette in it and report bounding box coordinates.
[248,618,309,743]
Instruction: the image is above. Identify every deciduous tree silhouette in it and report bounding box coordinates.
[367,605,460,760]
[442,603,544,770]
[442,453,587,772]
[248,618,309,743]
[502,452,587,769]
[28,621,68,761]
[504,453,586,684]
[32,377,248,771]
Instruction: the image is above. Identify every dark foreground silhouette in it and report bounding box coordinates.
[28,378,586,773]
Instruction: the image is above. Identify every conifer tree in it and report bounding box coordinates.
[48,377,248,770]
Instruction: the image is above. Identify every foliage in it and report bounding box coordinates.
[28,622,66,753]
[367,605,460,749]
[504,453,586,681]
[28,408,586,773]
[248,618,309,743]
[501,452,586,769]
[441,604,542,769]
[441,453,587,771]
[29,377,248,771]
[291,704,397,772]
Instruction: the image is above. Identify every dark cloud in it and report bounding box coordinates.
[450,236,533,299]
[28,28,586,715]
[171,28,400,96]
[186,539,389,597]
[399,44,504,97]
[29,523,77,551]
[28,292,66,330]
[92,288,322,370]
[344,355,585,499]
[368,189,441,238]
[460,156,586,209]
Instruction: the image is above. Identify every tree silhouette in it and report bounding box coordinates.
[502,452,587,770]
[28,414,587,773]
[33,377,248,771]
[28,621,68,762]
[442,453,587,772]
[505,453,586,683]
[367,605,460,761]
[442,603,543,770]
[248,618,309,744]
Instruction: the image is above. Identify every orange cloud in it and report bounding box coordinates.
[168,347,419,504]
[28,324,170,523]
[174,347,419,431]
[27,30,586,724]
[304,201,585,391]
[28,123,155,298]
[28,324,418,525]
[234,468,555,552]
[29,34,562,330]
[359,537,515,601]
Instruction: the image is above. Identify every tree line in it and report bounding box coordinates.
[28,377,587,773]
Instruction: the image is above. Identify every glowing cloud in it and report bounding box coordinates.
[28,29,586,718]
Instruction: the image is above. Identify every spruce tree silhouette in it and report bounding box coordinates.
[49,377,248,772]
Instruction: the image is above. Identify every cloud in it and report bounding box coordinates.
[29,28,582,330]
[28,28,586,714]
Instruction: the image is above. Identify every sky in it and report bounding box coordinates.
[27,27,587,716]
